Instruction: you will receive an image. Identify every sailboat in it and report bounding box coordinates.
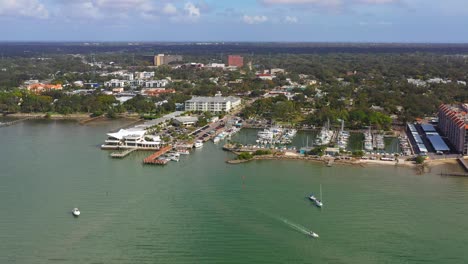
[315,184,323,208]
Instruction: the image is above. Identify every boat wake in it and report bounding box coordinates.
[278,217,311,236]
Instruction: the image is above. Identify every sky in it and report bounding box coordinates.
[0,0,467,42]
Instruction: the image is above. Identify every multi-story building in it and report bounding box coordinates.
[154,54,183,66]
[438,104,468,154]
[104,79,128,88]
[185,96,241,113]
[228,55,244,67]
[135,71,155,80]
[144,79,169,88]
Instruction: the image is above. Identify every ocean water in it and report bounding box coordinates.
[1,120,467,263]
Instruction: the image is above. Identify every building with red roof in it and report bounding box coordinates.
[27,83,63,94]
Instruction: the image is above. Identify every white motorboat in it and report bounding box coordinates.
[308,194,317,202]
[315,199,323,208]
[168,152,180,162]
[178,149,190,155]
[310,231,319,238]
[213,136,220,143]
[194,140,203,148]
[72,208,80,217]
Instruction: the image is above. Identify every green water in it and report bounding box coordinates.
[1,120,468,263]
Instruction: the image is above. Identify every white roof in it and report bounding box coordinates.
[107,129,146,140]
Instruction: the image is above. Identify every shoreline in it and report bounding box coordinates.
[227,154,418,168]
[4,112,141,122]
[226,154,468,173]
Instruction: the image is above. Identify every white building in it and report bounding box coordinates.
[185,96,241,113]
[207,63,226,68]
[173,116,199,126]
[104,129,162,149]
[144,79,170,88]
[104,79,129,88]
[135,71,155,80]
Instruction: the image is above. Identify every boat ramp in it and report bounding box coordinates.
[457,158,468,172]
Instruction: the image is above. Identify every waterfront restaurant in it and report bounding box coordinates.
[103,129,162,149]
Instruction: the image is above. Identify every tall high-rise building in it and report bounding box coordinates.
[154,54,183,66]
[228,55,244,67]
[438,104,468,154]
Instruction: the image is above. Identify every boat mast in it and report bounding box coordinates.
[320,184,322,202]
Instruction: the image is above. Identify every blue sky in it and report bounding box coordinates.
[0,0,467,42]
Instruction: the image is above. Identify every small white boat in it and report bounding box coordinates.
[177,149,190,155]
[310,231,319,238]
[308,194,317,202]
[194,140,203,148]
[315,200,323,208]
[72,208,80,217]
[213,136,220,143]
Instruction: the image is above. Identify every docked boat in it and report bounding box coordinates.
[315,121,333,146]
[257,129,274,142]
[72,208,80,217]
[213,136,220,143]
[309,231,319,238]
[376,134,385,150]
[194,140,203,148]
[177,149,190,155]
[364,127,373,151]
[168,152,180,162]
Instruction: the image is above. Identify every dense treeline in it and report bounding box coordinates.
[0,90,191,117]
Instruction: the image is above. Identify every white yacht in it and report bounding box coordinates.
[194,140,203,148]
[309,232,319,238]
[72,208,80,217]
[257,129,274,141]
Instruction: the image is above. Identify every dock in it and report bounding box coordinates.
[110,148,137,158]
[457,158,468,172]
[143,145,172,165]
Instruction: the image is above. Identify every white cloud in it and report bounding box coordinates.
[260,0,400,8]
[0,0,49,19]
[243,15,268,24]
[261,0,341,8]
[163,3,178,15]
[284,16,298,23]
[184,2,200,18]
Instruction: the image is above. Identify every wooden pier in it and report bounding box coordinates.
[143,145,172,165]
[457,158,468,172]
[110,148,137,158]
